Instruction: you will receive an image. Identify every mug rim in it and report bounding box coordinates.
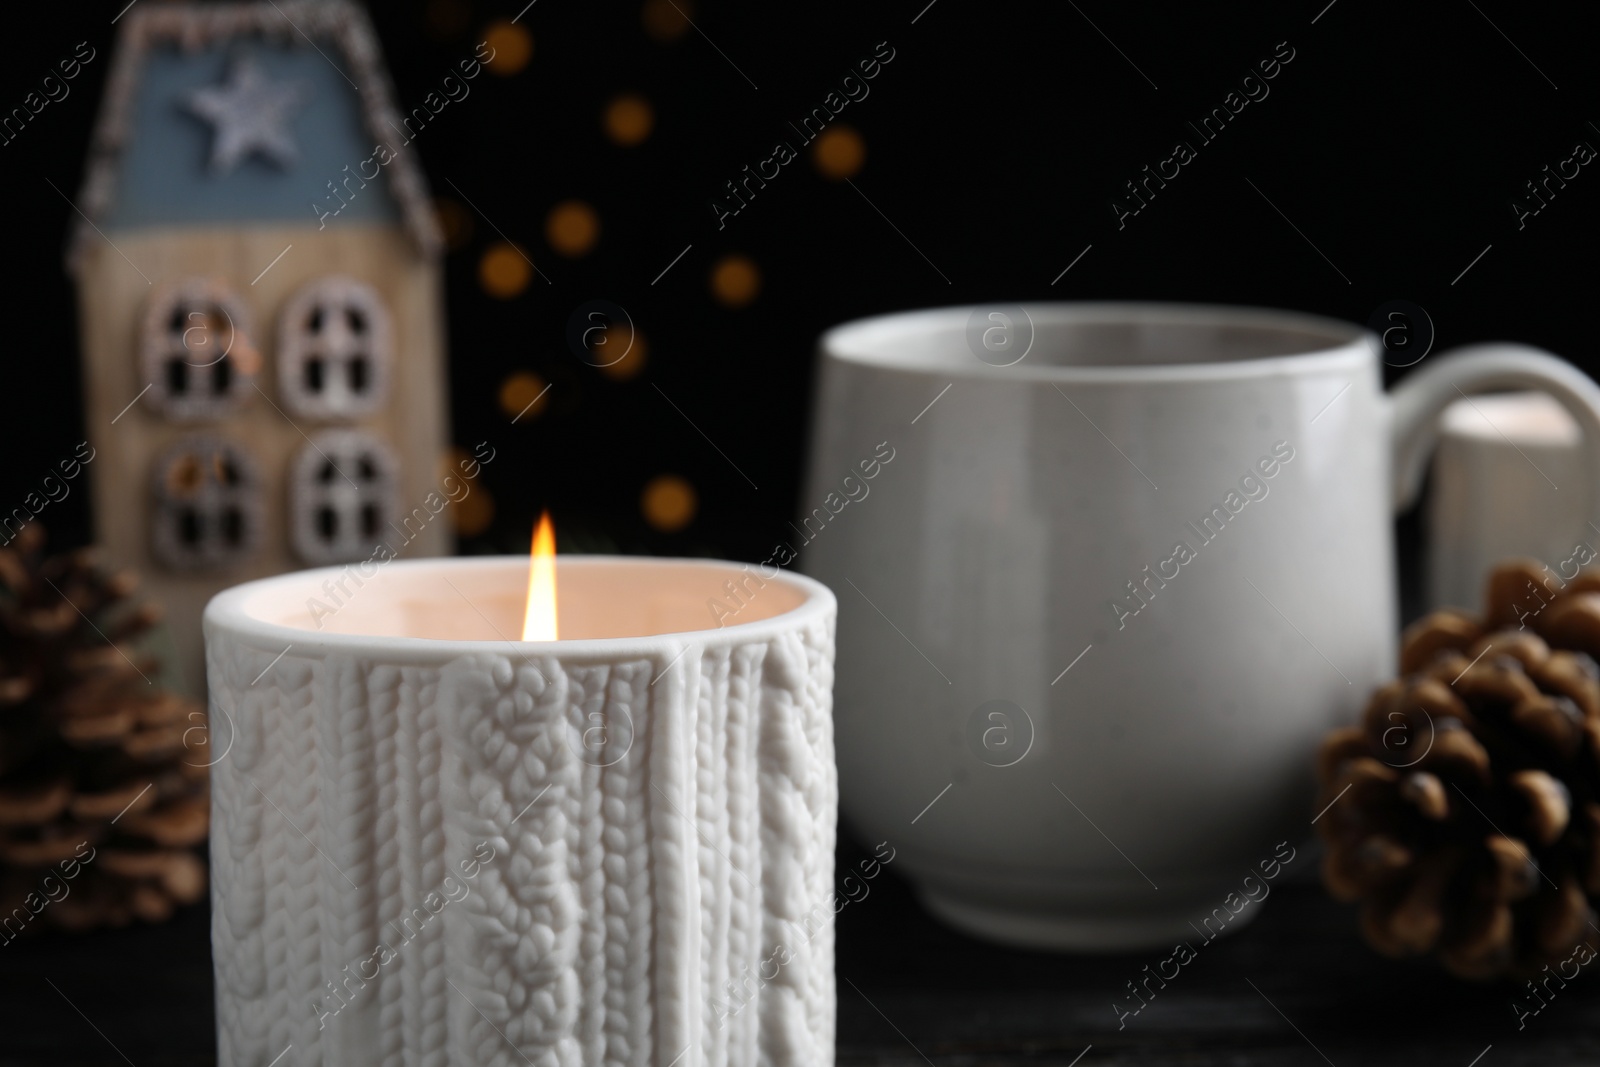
[820,301,1374,382]
[203,554,837,664]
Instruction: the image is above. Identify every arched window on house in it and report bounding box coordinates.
[141,278,258,420]
[289,430,399,564]
[277,276,392,420]
[151,436,262,570]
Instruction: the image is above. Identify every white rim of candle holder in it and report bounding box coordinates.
[203,554,837,664]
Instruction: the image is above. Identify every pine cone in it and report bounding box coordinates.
[0,524,209,939]
[1316,557,1600,979]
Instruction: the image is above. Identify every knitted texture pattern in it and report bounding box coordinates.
[207,613,837,1067]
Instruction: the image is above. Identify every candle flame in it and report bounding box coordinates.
[521,511,558,641]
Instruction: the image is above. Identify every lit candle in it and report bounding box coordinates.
[203,538,838,1067]
[521,510,558,641]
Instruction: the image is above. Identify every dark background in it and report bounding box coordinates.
[1,0,1596,570]
[3,1,1600,1062]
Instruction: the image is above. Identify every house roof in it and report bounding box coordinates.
[69,0,441,274]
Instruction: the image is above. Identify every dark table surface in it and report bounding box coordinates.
[1,831,1594,1067]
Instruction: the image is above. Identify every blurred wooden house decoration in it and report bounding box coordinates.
[68,0,450,692]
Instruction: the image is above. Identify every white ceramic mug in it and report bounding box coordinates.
[799,303,1600,950]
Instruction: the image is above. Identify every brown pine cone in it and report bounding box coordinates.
[1318,557,1600,979]
[0,524,208,941]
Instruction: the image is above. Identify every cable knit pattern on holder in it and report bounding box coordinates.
[207,611,836,1067]
[368,666,405,1067]
[206,636,272,1065]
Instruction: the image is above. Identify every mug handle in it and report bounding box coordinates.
[1390,345,1600,535]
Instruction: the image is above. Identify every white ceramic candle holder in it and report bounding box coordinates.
[203,556,838,1067]
[1427,391,1587,611]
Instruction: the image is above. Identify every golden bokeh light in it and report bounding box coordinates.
[498,371,550,421]
[438,447,470,478]
[483,21,533,75]
[545,200,600,258]
[604,94,655,146]
[812,125,865,180]
[452,486,495,536]
[479,242,533,299]
[710,254,761,308]
[642,0,692,41]
[642,474,697,532]
[597,328,648,382]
